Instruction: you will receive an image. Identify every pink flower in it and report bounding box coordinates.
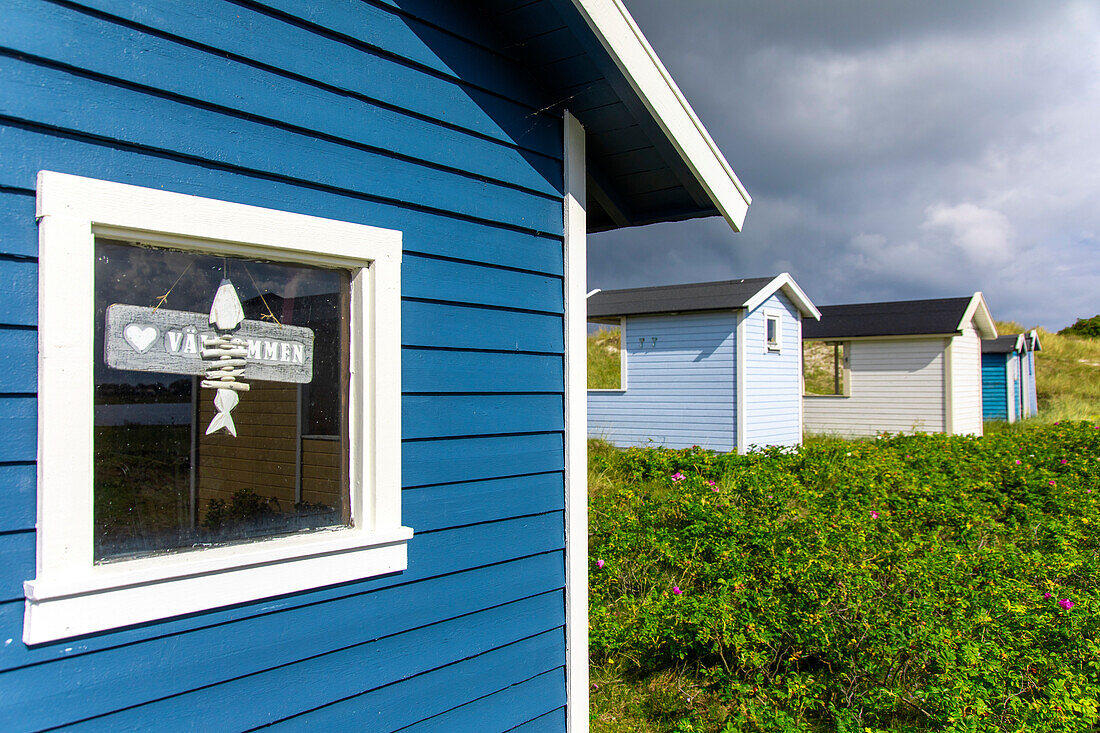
[671,472,685,482]
[672,586,683,595]
[870,511,879,519]
[1058,599,1074,610]
[1043,593,1053,599]
[596,559,605,569]
[1061,459,1068,465]
[1049,480,1057,486]
[706,480,716,486]
[1014,460,1022,465]
[1088,490,1093,493]
[766,494,773,499]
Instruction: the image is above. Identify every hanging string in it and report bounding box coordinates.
[151,261,195,312]
[241,261,282,326]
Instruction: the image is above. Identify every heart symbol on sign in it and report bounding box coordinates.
[123,324,159,353]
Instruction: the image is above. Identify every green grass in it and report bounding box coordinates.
[997,320,1100,425]
[589,326,623,389]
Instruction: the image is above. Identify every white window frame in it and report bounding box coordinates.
[25,171,410,644]
[764,310,782,353]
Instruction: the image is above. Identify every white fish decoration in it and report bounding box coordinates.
[205,388,240,437]
[209,278,245,331]
[203,278,249,436]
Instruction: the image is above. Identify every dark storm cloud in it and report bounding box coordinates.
[591,1,1100,329]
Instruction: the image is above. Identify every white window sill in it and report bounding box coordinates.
[24,526,412,644]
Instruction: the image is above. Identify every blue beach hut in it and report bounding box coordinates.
[587,274,821,452]
[982,331,1041,422]
[0,1,752,729]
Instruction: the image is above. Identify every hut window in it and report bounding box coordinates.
[803,341,849,396]
[764,311,782,352]
[588,317,626,390]
[93,240,351,561]
[26,172,408,644]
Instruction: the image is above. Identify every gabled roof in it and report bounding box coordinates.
[587,273,820,319]
[1027,329,1043,352]
[483,0,750,232]
[804,293,997,340]
[982,334,1026,354]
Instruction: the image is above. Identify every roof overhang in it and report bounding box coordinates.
[566,0,750,230]
[959,292,998,340]
[742,273,821,320]
[485,0,750,232]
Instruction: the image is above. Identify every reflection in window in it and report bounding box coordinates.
[803,341,848,395]
[94,239,349,561]
[588,319,623,389]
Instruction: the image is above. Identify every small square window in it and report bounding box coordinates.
[26,172,408,644]
[764,311,782,352]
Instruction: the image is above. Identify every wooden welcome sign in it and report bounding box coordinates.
[105,304,315,382]
[105,279,316,437]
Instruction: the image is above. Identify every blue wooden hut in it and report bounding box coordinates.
[0,1,752,729]
[982,330,1041,422]
[587,275,820,452]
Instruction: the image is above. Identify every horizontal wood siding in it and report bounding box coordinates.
[981,353,1012,422]
[0,1,566,729]
[588,311,736,451]
[951,326,984,435]
[804,338,947,438]
[742,292,802,449]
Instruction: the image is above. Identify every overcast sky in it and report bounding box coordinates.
[590,0,1100,330]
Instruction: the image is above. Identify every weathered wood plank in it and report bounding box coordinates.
[0,189,36,257]
[0,125,564,276]
[403,433,563,487]
[3,582,565,729]
[403,254,563,314]
[0,56,562,234]
[403,471,563,533]
[263,629,566,730]
[402,301,564,354]
[0,463,35,534]
[397,667,566,733]
[53,0,563,157]
[0,397,35,463]
[403,348,563,394]
[0,0,563,195]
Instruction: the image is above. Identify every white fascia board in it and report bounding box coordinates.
[1029,329,1042,352]
[570,0,751,231]
[960,292,997,339]
[742,273,821,320]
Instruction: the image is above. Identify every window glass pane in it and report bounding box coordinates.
[94,239,350,562]
[588,320,622,389]
[766,317,778,345]
[803,341,846,395]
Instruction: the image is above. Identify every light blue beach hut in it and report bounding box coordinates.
[587,275,820,453]
[982,331,1041,422]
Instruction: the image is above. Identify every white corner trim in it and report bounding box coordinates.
[943,336,955,435]
[563,112,590,733]
[797,316,804,442]
[569,0,750,231]
[742,273,821,320]
[28,171,407,644]
[735,309,746,453]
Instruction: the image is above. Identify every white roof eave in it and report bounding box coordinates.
[570,0,751,231]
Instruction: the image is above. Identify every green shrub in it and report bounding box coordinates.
[590,425,1100,731]
[1059,316,1100,338]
